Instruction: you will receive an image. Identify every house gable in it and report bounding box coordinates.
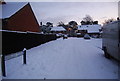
[2,2,40,32]
[2,2,28,19]
[78,25,101,33]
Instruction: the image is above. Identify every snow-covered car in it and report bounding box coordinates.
[102,20,120,61]
[63,34,68,39]
[77,33,81,37]
[84,34,90,39]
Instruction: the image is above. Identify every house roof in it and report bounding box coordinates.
[51,26,66,31]
[0,2,28,19]
[77,25,101,33]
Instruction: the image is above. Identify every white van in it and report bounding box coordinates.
[102,20,120,61]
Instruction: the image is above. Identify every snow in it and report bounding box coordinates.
[51,26,66,31]
[0,30,43,34]
[1,2,28,19]
[0,29,27,33]
[3,38,118,79]
[78,25,101,33]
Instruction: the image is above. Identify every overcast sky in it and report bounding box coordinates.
[4,0,119,26]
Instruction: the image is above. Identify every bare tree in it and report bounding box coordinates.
[41,22,53,34]
[57,21,65,27]
[68,21,78,29]
[83,15,93,22]
[68,21,78,36]
[46,22,53,27]
[103,18,116,25]
[81,15,94,25]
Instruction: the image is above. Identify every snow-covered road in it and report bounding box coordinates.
[3,38,118,79]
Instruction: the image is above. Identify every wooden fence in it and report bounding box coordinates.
[2,30,57,55]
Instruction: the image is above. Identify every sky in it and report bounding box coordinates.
[4,0,119,26]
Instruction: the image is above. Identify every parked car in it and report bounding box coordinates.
[56,33,64,37]
[84,34,90,39]
[102,20,120,61]
[77,33,82,37]
[63,34,68,39]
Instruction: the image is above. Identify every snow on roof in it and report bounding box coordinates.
[78,25,101,33]
[0,2,28,19]
[51,26,66,31]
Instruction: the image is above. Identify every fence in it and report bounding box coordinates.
[1,30,57,77]
[2,30,57,55]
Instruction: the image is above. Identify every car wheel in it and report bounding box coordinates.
[103,47,111,59]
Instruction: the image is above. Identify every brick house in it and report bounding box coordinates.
[1,2,40,32]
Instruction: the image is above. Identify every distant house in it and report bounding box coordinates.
[50,26,67,34]
[77,25,102,37]
[1,2,40,32]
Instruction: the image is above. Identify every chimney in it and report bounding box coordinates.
[0,0,6,4]
[40,22,42,26]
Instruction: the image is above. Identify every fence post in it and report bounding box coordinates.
[23,48,26,64]
[2,54,6,77]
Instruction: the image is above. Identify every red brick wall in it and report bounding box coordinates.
[6,3,40,32]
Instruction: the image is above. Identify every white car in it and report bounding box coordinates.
[63,35,68,39]
[84,34,90,39]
